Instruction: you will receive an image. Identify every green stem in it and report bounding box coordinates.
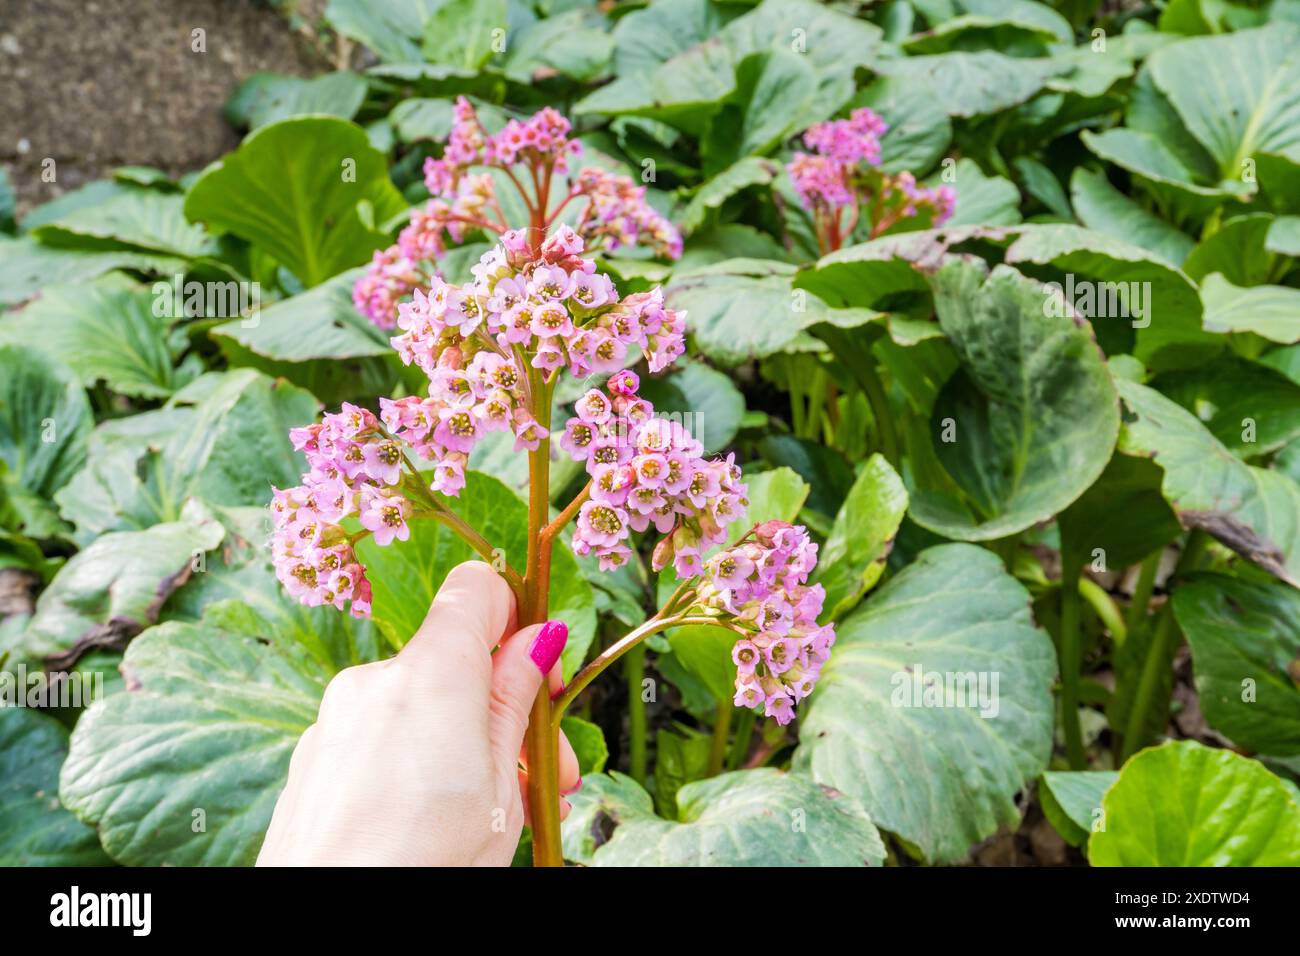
[1119,605,1177,762]
[1117,532,1206,762]
[552,614,741,724]
[1059,548,1086,770]
[856,355,899,467]
[1078,577,1127,646]
[1125,549,1161,640]
[707,701,732,777]
[625,643,648,783]
[727,707,756,771]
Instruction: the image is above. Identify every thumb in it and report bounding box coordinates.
[488,619,568,762]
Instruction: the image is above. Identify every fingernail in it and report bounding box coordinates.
[561,778,583,796]
[529,619,568,674]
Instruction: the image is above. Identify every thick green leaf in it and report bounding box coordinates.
[0,281,187,399]
[906,259,1119,542]
[1116,378,1300,587]
[813,454,908,620]
[3,507,225,668]
[1154,357,1300,458]
[1182,214,1280,286]
[422,0,506,70]
[502,10,613,84]
[1200,272,1300,343]
[0,346,92,536]
[1146,26,1300,182]
[184,117,406,287]
[680,157,780,235]
[357,471,595,679]
[225,72,368,130]
[0,235,182,309]
[666,625,740,703]
[667,259,879,366]
[874,51,1064,118]
[1002,223,1215,370]
[55,370,317,541]
[0,708,112,866]
[325,0,437,62]
[795,544,1057,863]
[942,158,1021,227]
[1058,454,1181,571]
[60,604,378,866]
[849,74,951,176]
[560,716,608,776]
[1173,573,1300,755]
[1039,770,1117,848]
[1090,740,1300,866]
[210,269,396,401]
[1070,167,1194,267]
[562,768,885,866]
[31,190,218,259]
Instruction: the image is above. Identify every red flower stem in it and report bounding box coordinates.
[521,373,564,867]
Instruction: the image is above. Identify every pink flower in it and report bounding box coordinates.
[359,488,411,546]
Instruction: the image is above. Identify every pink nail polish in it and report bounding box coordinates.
[529,619,568,674]
[561,778,584,796]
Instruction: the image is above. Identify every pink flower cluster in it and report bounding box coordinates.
[385,230,685,495]
[271,404,421,619]
[573,167,682,259]
[558,370,747,574]
[696,522,833,725]
[353,98,682,329]
[787,107,955,243]
[788,108,887,210]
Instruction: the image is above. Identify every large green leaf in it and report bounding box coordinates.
[1200,272,1300,344]
[184,117,406,287]
[225,72,368,131]
[1039,770,1118,848]
[0,235,183,309]
[666,258,880,366]
[848,75,951,177]
[794,544,1057,863]
[55,370,317,540]
[1089,739,1300,866]
[813,454,908,620]
[422,0,507,70]
[31,189,218,259]
[357,471,595,679]
[906,259,1120,542]
[1154,356,1300,458]
[874,51,1064,118]
[941,159,1021,227]
[0,280,188,399]
[1058,454,1181,571]
[1115,378,1300,587]
[502,10,614,84]
[60,601,379,866]
[0,708,112,866]
[701,49,815,174]
[1147,26,1300,182]
[1001,223,1215,370]
[1069,167,1194,268]
[3,506,226,668]
[324,0,438,63]
[1173,573,1300,756]
[562,768,885,866]
[0,346,92,537]
[210,269,396,402]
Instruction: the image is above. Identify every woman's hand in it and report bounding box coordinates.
[257,561,579,866]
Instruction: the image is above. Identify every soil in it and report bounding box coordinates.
[0,0,333,218]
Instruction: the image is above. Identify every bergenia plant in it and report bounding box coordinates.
[787,107,956,254]
[353,97,683,330]
[271,106,834,866]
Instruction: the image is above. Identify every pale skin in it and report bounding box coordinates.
[257,561,580,866]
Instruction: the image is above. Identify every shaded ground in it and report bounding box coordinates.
[0,0,332,217]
